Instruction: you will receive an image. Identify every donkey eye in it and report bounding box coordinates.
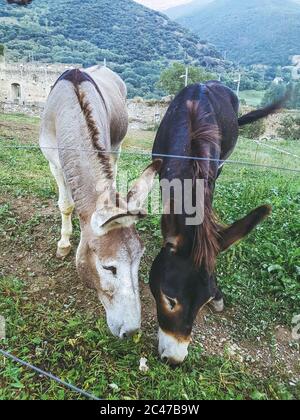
[166,296,177,310]
[103,266,117,276]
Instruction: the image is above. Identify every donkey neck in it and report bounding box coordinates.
[155,83,224,271]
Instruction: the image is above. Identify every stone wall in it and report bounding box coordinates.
[127,99,169,129]
[0,61,170,128]
[0,61,75,104]
[0,98,170,129]
[1,98,297,139]
[0,101,44,117]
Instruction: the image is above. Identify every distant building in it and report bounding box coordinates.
[273,77,284,85]
[0,61,77,105]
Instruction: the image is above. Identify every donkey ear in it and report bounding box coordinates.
[101,211,147,230]
[219,205,271,252]
[127,159,162,212]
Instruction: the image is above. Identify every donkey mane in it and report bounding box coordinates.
[187,99,221,273]
[74,87,113,180]
[60,69,113,181]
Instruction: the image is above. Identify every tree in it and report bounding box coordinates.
[262,83,287,107]
[262,82,300,109]
[289,82,300,109]
[158,62,216,96]
[0,45,4,57]
[278,115,300,140]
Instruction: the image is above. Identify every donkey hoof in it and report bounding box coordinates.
[210,298,225,313]
[56,245,71,259]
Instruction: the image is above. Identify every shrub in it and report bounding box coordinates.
[239,117,266,139]
[157,62,216,96]
[262,82,300,110]
[277,115,300,140]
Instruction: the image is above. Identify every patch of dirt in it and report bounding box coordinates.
[193,310,300,382]
[0,119,39,144]
[0,194,97,308]
[0,194,299,384]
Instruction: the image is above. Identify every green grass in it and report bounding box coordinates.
[0,113,40,125]
[239,90,266,107]
[0,277,296,401]
[0,112,299,400]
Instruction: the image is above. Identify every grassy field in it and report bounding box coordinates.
[239,90,266,107]
[0,113,299,400]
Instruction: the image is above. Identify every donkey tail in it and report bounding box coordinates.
[238,95,288,127]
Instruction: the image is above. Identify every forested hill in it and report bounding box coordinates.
[172,0,300,66]
[0,0,224,98]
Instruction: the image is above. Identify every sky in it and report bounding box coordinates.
[135,0,193,11]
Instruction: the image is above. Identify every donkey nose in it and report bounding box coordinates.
[119,328,139,340]
[161,355,182,366]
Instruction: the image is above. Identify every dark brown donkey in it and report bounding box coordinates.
[150,81,284,365]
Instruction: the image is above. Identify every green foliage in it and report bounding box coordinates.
[0,44,4,57]
[176,0,300,66]
[262,83,287,107]
[0,0,222,98]
[158,62,216,95]
[0,270,295,400]
[239,90,266,107]
[289,82,300,109]
[221,68,269,92]
[262,82,300,109]
[239,118,266,139]
[278,115,300,140]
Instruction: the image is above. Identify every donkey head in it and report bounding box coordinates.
[150,205,271,365]
[77,160,161,339]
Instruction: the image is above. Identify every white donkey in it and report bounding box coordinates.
[40,66,160,338]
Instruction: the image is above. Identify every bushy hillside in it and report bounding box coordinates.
[0,0,223,97]
[173,0,300,66]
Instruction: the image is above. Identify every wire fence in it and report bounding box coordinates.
[0,142,299,174]
[0,348,101,400]
[253,139,300,159]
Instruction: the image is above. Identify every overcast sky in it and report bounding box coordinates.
[135,0,193,11]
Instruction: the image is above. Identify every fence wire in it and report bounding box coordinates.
[0,348,101,400]
[0,142,299,174]
[253,139,300,159]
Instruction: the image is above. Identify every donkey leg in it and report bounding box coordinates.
[49,163,74,258]
[210,287,225,313]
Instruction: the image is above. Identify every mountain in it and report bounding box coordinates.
[0,0,224,98]
[172,0,300,66]
[166,0,213,19]
[135,1,193,11]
